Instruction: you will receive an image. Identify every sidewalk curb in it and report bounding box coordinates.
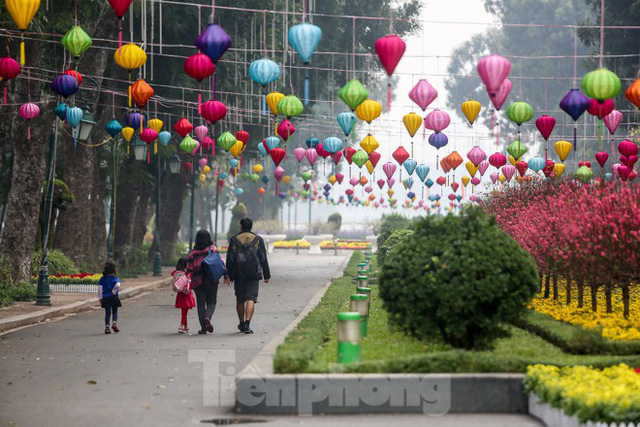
[0,276,171,333]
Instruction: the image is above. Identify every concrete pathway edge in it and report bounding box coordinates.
[0,276,171,333]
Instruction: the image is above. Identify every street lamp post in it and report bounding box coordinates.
[152,150,162,276]
[188,157,196,250]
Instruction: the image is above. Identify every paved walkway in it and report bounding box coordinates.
[0,252,542,426]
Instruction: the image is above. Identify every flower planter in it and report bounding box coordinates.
[260,234,287,254]
[528,394,638,427]
[302,234,333,254]
[50,283,100,293]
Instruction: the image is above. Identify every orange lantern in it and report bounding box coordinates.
[131,79,154,109]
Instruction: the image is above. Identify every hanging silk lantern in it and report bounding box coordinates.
[114,43,147,71]
[392,146,410,166]
[448,151,464,170]
[603,110,622,134]
[140,128,158,145]
[18,102,39,139]
[501,165,516,182]
[365,161,375,174]
[559,88,589,121]
[249,58,280,113]
[415,164,430,182]
[235,130,249,148]
[323,137,343,154]
[63,69,82,85]
[304,148,318,165]
[467,146,486,167]
[294,147,306,163]
[158,131,172,146]
[180,135,198,154]
[125,111,145,129]
[424,109,450,132]
[403,159,417,175]
[316,142,330,159]
[196,24,232,63]
[51,74,79,98]
[574,165,593,183]
[121,127,134,143]
[360,134,379,155]
[586,98,614,119]
[375,34,406,111]
[337,112,357,137]
[507,140,527,160]
[273,166,285,183]
[61,25,92,59]
[461,176,470,187]
[403,112,421,137]
[288,22,322,104]
[105,120,123,138]
[355,99,382,124]
[265,136,280,151]
[270,147,286,166]
[252,164,264,174]
[339,79,368,111]
[66,106,83,148]
[6,0,40,66]
[277,119,296,142]
[0,57,21,104]
[266,92,285,116]
[535,115,555,140]
[491,78,511,110]
[194,125,208,141]
[229,140,244,159]
[554,140,572,162]
[465,162,478,177]
[461,100,481,125]
[506,101,534,126]
[477,54,511,97]
[625,78,640,109]
[408,79,437,111]
[553,163,565,177]
[528,157,545,173]
[351,150,369,168]
[130,79,154,109]
[277,95,304,119]
[382,162,396,180]
[478,160,490,176]
[218,131,237,151]
[107,0,133,47]
[200,100,227,124]
[368,151,381,168]
[428,132,448,150]
[581,68,621,102]
[184,53,216,111]
[174,118,193,137]
[344,146,356,164]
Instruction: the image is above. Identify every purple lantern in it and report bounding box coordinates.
[559,88,589,122]
[51,74,79,98]
[428,132,448,150]
[126,111,146,128]
[196,24,232,63]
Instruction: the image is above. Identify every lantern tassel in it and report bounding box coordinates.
[262,88,267,115]
[573,126,577,155]
[304,70,310,106]
[147,150,150,163]
[154,141,157,155]
[198,92,202,115]
[118,19,123,48]
[19,36,25,66]
[387,81,392,112]
[27,123,31,140]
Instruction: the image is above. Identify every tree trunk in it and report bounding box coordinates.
[543,274,550,298]
[590,285,599,312]
[114,158,140,261]
[158,171,186,263]
[577,280,584,308]
[604,285,612,314]
[132,183,152,249]
[0,41,51,282]
[565,277,572,306]
[552,274,558,300]
[622,285,630,319]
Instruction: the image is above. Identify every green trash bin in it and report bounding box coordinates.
[350,294,369,338]
[356,286,371,301]
[337,312,362,364]
[356,275,368,288]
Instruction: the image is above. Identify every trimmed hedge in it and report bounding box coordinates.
[377,228,413,266]
[273,251,364,374]
[376,213,413,249]
[515,310,640,356]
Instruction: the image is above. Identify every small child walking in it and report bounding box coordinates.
[172,257,196,334]
[99,261,121,334]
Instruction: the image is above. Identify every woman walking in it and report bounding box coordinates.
[186,229,229,334]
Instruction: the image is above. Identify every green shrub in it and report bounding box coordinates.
[31,249,78,276]
[327,213,342,232]
[378,228,413,266]
[227,203,247,238]
[379,206,539,350]
[376,213,412,249]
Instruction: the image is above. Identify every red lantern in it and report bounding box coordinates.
[235,130,249,147]
[174,118,193,137]
[392,146,409,165]
[184,53,215,82]
[140,128,158,144]
[269,147,286,166]
[345,147,357,165]
[108,0,134,47]
[516,160,528,177]
[331,151,342,164]
[368,151,381,167]
[436,176,446,186]
[535,115,555,140]
[131,79,154,108]
[316,142,330,159]
[587,98,614,119]
[0,57,21,104]
[276,119,295,142]
[374,34,406,111]
[200,100,227,124]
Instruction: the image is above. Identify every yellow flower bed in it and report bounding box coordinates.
[530,281,640,341]
[273,240,368,249]
[273,240,310,248]
[524,364,640,424]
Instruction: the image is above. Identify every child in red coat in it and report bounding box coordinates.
[171,257,196,334]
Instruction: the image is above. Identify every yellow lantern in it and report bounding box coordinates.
[553,163,566,177]
[435,200,440,207]
[200,173,207,183]
[229,140,244,159]
[121,126,135,142]
[499,174,506,183]
[554,140,572,162]
[461,99,481,125]
[114,43,147,71]
[355,99,382,124]
[516,175,523,184]
[6,0,40,65]
[465,161,478,177]
[365,160,375,174]
[328,175,337,185]
[266,92,285,116]
[461,176,470,187]
[509,155,521,166]
[202,165,211,174]
[148,118,163,133]
[359,134,379,155]
[252,164,264,174]
[283,175,291,184]
[364,200,370,207]
[387,189,394,197]
[402,112,422,138]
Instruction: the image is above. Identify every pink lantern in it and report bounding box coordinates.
[618,140,638,157]
[331,151,343,164]
[387,178,395,188]
[335,173,344,184]
[382,162,397,180]
[195,125,209,141]
[535,115,555,140]
[19,102,39,140]
[471,177,481,186]
[274,166,285,183]
[466,146,486,167]
[198,157,208,169]
[201,136,215,157]
[200,100,227,124]
[305,148,318,165]
[375,34,406,111]
[477,54,511,97]
[424,109,450,132]
[490,172,499,184]
[603,110,623,135]
[501,164,516,181]
[365,186,373,193]
[140,128,158,144]
[408,79,437,112]
[349,177,359,187]
[377,179,385,189]
[490,78,512,110]
[277,119,295,142]
[595,151,609,168]
[477,160,490,176]
[488,152,507,168]
[294,147,306,163]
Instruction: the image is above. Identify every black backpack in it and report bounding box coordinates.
[231,235,261,280]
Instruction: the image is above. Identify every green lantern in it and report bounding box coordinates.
[240,171,249,180]
[581,68,621,102]
[574,165,593,183]
[61,25,92,58]
[507,140,527,160]
[301,170,313,181]
[339,79,368,111]
[218,131,237,151]
[301,190,309,197]
[277,95,304,119]
[506,101,534,126]
[388,197,397,204]
[249,173,259,182]
[351,150,369,168]
[179,135,197,153]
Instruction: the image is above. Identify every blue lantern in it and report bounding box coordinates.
[337,112,357,137]
[288,22,322,105]
[158,131,172,146]
[428,132,448,150]
[261,175,270,184]
[249,58,281,114]
[265,136,280,151]
[528,156,546,173]
[105,120,123,138]
[403,158,417,175]
[425,178,434,188]
[428,194,438,202]
[323,137,343,154]
[305,137,319,149]
[219,172,228,180]
[234,187,244,196]
[415,164,430,182]
[66,107,83,128]
[407,191,416,199]
[54,102,68,121]
[404,177,414,189]
[257,142,267,156]
[456,194,462,202]
[229,158,239,169]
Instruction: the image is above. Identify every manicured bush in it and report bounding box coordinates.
[376,213,412,249]
[31,249,78,276]
[327,213,342,233]
[378,228,413,267]
[227,203,247,238]
[379,206,539,350]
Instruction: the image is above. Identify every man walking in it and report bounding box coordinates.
[226,218,270,334]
